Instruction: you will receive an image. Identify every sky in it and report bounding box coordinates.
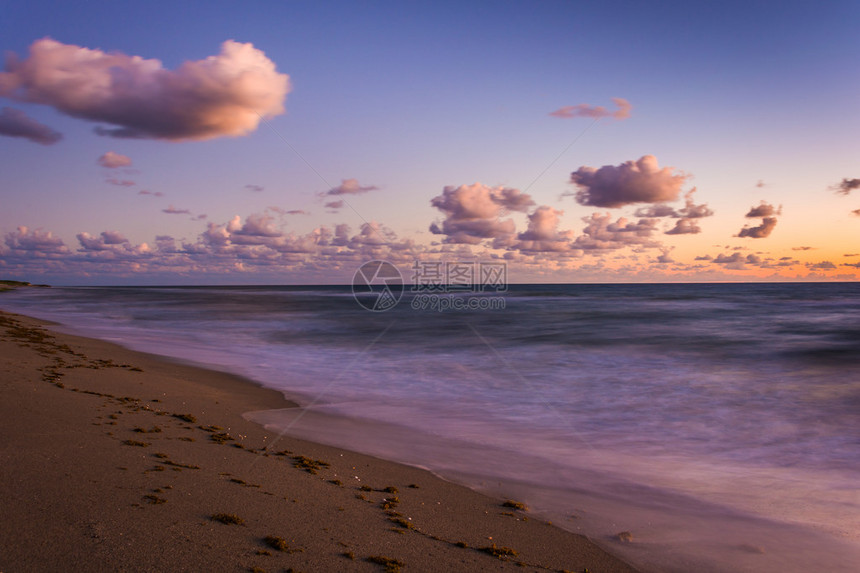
[0,0,858,285]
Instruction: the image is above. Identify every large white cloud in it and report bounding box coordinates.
[0,38,290,141]
[0,106,62,144]
[569,155,689,207]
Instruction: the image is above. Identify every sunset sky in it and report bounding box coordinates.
[1,0,858,284]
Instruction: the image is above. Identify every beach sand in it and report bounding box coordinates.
[0,310,639,572]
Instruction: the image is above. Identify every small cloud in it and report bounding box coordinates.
[694,254,713,261]
[324,200,344,210]
[286,209,308,215]
[106,178,135,187]
[244,184,264,192]
[738,217,778,238]
[844,253,859,257]
[0,106,62,145]
[665,218,701,235]
[568,155,689,208]
[325,178,379,195]
[755,180,766,188]
[852,208,860,217]
[792,246,815,251]
[807,261,836,270]
[745,201,780,217]
[162,205,191,215]
[831,178,860,195]
[549,97,631,120]
[97,151,132,168]
[138,190,164,197]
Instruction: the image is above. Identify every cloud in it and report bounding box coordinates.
[106,178,135,187]
[515,206,574,252]
[244,184,264,192]
[4,226,68,254]
[572,213,660,251]
[77,231,129,251]
[0,38,289,141]
[745,201,780,217]
[756,180,766,188]
[665,218,702,235]
[831,178,860,195]
[138,190,164,197]
[569,155,689,207]
[656,249,674,264]
[429,183,534,246]
[0,106,62,144]
[286,209,308,215]
[97,151,131,168]
[711,252,766,269]
[738,217,778,238]
[549,97,631,120]
[631,189,713,235]
[853,208,860,217]
[325,178,379,195]
[324,200,345,210]
[231,213,281,238]
[162,205,191,215]
[792,246,815,251]
[807,261,836,270]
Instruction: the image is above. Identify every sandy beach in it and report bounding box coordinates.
[0,309,639,573]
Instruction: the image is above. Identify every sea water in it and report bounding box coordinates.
[3,283,859,572]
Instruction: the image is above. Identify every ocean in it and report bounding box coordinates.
[2,282,858,572]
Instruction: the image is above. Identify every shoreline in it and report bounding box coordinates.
[0,309,639,572]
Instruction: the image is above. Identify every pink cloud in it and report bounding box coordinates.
[4,226,68,254]
[429,183,534,246]
[0,38,290,141]
[0,106,61,144]
[106,178,135,187]
[738,217,778,238]
[569,155,689,208]
[326,178,379,195]
[549,97,631,120]
[77,231,129,251]
[515,206,574,252]
[572,213,660,251]
[97,151,132,168]
[745,201,780,217]
[162,205,191,215]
